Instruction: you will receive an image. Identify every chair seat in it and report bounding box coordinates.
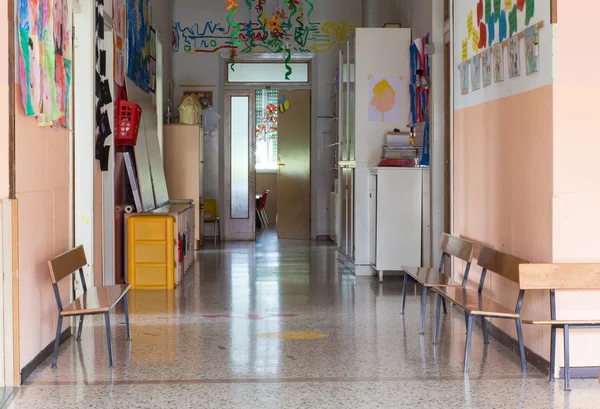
[433,287,519,318]
[60,284,131,316]
[401,266,463,288]
[523,319,600,326]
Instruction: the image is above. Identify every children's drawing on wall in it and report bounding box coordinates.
[460,62,470,95]
[524,25,539,75]
[493,43,504,82]
[508,35,520,78]
[368,75,401,122]
[470,54,481,91]
[481,49,492,87]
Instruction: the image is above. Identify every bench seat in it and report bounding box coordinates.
[522,319,600,326]
[60,284,131,316]
[434,287,519,318]
[402,267,463,288]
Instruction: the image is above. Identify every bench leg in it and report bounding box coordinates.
[124,292,132,341]
[464,311,469,334]
[378,271,383,283]
[549,325,557,381]
[434,294,442,344]
[76,315,85,341]
[442,298,448,314]
[401,273,408,314]
[563,325,571,391]
[104,312,113,367]
[464,314,474,373]
[481,317,489,344]
[419,286,428,335]
[515,318,527,373]
[51,315,63,368]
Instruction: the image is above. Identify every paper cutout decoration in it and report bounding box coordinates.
[462,39,469,62]
[499,10,508,42]
[471,55,482,91]
[525,0,535,25]
[509,5,518,37]
[505,0,512,9]
[278,95,291,113]
[472,29,480,52]
[467,10,474,38]
[460,62,470,95]
[517,0,525,11]
[481,49,492,87]
[508,35,521,78]
[485,0,491,22]
[494,0,501,22]
[368,76,402,122]
[525,25,540,75]
[477,0,483,25]
[488,13,496,46]
[493,43,504,82]
[478,22,487,49]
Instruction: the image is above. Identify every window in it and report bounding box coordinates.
[227,62,310,84]
[255,89,279,171]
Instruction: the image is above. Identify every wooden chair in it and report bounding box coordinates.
[256,190,270,230]
[48,246,131,368]
[520,263,600,390]
[433,246,529,374]
[203,199,221,246]
[401,233,476,334]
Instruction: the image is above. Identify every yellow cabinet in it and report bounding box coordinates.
[127,216,175,289]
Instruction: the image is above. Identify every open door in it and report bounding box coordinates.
[277,90,311,240]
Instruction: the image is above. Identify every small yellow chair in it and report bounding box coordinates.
[203,199,221,246]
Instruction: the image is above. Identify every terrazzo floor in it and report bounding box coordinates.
[5,232,600,408]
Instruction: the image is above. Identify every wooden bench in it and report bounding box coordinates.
[48,245,131,368]
[432,246,529,374]
[520,263,600,390]
[401,233,476,334]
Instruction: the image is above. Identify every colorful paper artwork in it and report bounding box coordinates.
[525,25,540,75]
[368,75,402,123]
[462,39,469,62]
[509,5,518,37]
[113,0,126,87]
[478,22,487,49]
[127,0,152,92]
[494,0,501,22]
[487,13,495,46]
[470,54,482,91]
[499,10,508,42]
[525,0,535,25]
[460,62,470,95]
[481,49,492,87]
[17,0,72,127]
[493,43,504,82]
[504,0,512,9]
[508,35,521,78]
[485,0,491,22]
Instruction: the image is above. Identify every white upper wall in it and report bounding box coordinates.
[173,0,362,117]
[453,0,553,110]
[151,0,174,106]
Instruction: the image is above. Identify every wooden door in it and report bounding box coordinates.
[277,90,311,240]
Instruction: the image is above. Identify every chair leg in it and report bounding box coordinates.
[401,273,408,314]
[419,286,428,335]
[464,311,469,333]
[516,319,526,373]
[124,292,132,341]
[442,298,448,314]
[213,221,217,246]
[104,312,113,367]
[51,315,64,368]
[76,314,85,341]
[549,325,557,381]
[434,294,442,344]
[563,325,571,391]
[464,314,474,373]
[217,220,221,242]
[261,209,269,226]
[481,316,489,344]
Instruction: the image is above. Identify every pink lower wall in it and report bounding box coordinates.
[453,84,554,359]
[15,88,71,368]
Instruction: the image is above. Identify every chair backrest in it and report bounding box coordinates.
[204,199,218,218]
[257,191,268,211]
[519,263,600,290]
[478,246,529,284]
[48,245,87,284]
[440,233,475,262]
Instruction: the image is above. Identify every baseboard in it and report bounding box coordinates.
[316,235,332,241]
[472,315,550,375]
[558,366,600,379]
[21,327,71,384]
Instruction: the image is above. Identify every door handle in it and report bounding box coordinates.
[278,163,285,166]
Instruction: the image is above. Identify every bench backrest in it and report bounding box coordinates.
[440,233,475,262]
[478,246,529,285]
[520,263,600,290]
[48,245,87,284]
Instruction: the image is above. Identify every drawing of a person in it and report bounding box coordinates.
[370,79,396,122]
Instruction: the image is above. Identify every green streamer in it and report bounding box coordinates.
[227,5,242,46]
[305,0,314,22]
[246,0,252,8]
[284,48,292,80]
